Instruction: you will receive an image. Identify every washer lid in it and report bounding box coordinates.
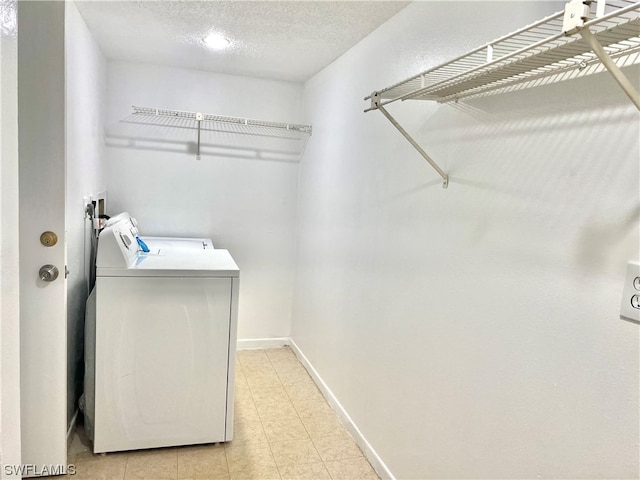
[142,236,215,250]
[97,223,237,277]
[97,249,239,278]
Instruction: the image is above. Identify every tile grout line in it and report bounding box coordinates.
[73,349,373,480]
[264,349,294,480]
[265,349,340,480]
[268,347,377,479]
[232,353,278,479]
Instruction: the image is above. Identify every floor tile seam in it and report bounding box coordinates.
[280,380,316,439]
[227,462,281,479]
[272,458,326,472]
[239,350,330,478]
[224,436,276,468]
[319,452,366,462]
[265,349,309,374]
[255,407,301,425]
[253,349,306,413]
[277,459,328,479]
[308,434,366,458]
[270,361,307,374]
[238,367,267,418]
[265,349,289,389]
[271,353,324,425]
[271,451,285,480]
[287,386,326,439]
[225,429,278,454]
[277,375,317,390]
[245,375,286,392]
[274,405,325,460]
[123,453,133,480]
[239,366,276,376]
[324,460,339,480]
[262,347,324,471]
[124,449,179,480]
[246,381,286,394]
[264,346,295,359]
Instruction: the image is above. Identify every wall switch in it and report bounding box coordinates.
[620,261,640,323]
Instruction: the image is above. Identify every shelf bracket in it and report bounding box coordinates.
[195,112,203,160]
[578,27,640,111]
[369,92,449,188]
[562,0,640,111]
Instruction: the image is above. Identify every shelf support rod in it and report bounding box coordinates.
[371,93,449,188]
[578,27,640,111]
[195,112,203,160]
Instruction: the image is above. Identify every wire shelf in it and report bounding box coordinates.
[132,106,312,135]
[362,0,639,188]
[109,106,313,162]
[367,0,640,105]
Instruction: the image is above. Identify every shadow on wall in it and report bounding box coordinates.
[376,67,639,274]
[416,66,639,188]
[105,113,310,164]
[444,50,640,117]
[441,65,640,131]
[378,66,639,200]
[574,204,640,273]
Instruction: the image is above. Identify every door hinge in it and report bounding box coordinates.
[65,265,69,279]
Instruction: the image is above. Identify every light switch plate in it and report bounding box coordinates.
[620,261,640,323]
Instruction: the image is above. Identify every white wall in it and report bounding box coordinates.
[0,0,21,474]
[65,1,107,428]
[104,62,304,339]
[293,2,640,478]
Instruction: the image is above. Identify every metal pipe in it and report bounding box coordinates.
[377,104,449,188]
[580,26,640,110]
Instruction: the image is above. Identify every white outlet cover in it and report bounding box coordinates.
[620,261,640,323]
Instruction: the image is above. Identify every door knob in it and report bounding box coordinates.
[39,264,59,282]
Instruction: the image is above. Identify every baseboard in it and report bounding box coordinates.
[236,337,290,350]
[288,339,395,480]
[66,409,79,451]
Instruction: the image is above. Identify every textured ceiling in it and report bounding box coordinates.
[75,1,409,82]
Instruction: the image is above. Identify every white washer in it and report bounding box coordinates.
[86,221,239,453]
[106,212,214,251]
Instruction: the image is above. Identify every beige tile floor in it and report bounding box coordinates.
[55,348,380,480]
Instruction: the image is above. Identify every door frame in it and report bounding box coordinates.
[1,0,22,475]
[17,1,67,473]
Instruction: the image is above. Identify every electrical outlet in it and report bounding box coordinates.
[620,261,640,323]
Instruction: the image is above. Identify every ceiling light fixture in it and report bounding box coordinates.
[204,32,230,51]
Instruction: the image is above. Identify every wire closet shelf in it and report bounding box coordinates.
[132,106,312,135]
[364,0,640,189]
[128,106,312,161]
[365,0,640,107]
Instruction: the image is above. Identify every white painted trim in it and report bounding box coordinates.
[288,339,395,480]
[236,337,289,350]
[66,409,79,450]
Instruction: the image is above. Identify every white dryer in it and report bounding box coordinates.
[106,212,214,251]
[85,220,239,453]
